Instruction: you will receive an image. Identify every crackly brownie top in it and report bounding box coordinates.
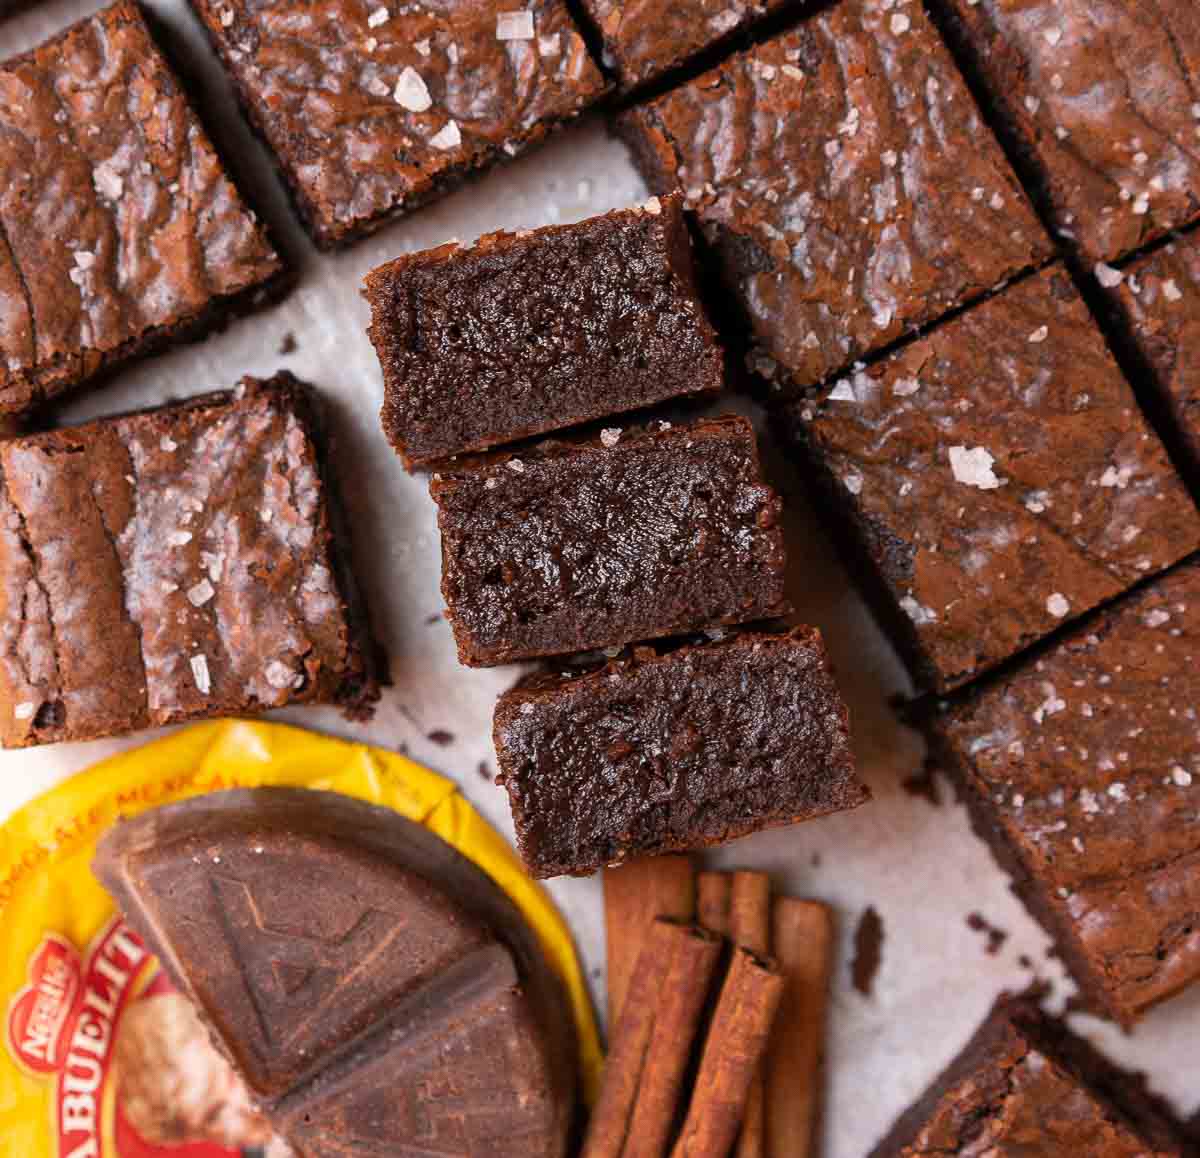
[495,629,865,876]
[1106,234,1200,463]
[0,0,281,413]
[878,1001,1184,1156]
[943,0,1200,265]
[0,375,362,747]
[366,194,721,466]
[787,266,1200,692]
[581,0,793,90]
[936,560,1200,1023]
[192,0,606,244]
[622,0,1048,394]
[432,417,787,664]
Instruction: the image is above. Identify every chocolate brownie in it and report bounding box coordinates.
[936,0,1200,265]
[619,0,1050,397]
[930,557,1200,1026]
[365,194,722,469]
[0,1,286,417]
[778,265,1200,694]
[869,998,1187,1156]
[0,374,379,748]
[431,416,788,667]
[189,0,607,247]
[579,0,797,92]
[494,628,868,878]
[94,788,576,1156]
[1102,233,1200,482]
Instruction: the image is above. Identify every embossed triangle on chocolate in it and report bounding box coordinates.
[93,788,576,1158]
[275,944,571,1157]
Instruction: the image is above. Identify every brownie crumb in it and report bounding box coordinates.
[278,331,298,355]
[810,852,822,869]
[852,906,885,998]
[427,729,455,747]
[425,612,443,625]
[477,761,493,782]
[1019,954,1034,970]
[965,912,1008,956]
[901,760,943,807]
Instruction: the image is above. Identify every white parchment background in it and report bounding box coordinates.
[0,2,1197,1153]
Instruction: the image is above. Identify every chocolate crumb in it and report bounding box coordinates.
[851,906,884,998]
[425,612,443,625]
[1019,954,1034,969]
[902,759,943,806]
[427,729,454,746]
[965,911,1008,955]
[810,851,822,868]
[278,331,298,355]
[477,760,492,781]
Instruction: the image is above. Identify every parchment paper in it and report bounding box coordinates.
[1,2,1196,1153]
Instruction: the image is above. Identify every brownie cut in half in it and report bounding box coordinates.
[579,0,798,92]
[0,373,380,748]
[1102,233,1200,483]
[936,0,1200,265]
[618,0,1050,397]
[0,0,286,418]
[494,628,868,878]
[869,997,1187,1156]
[365,194,722,469]
[778,265,1200,694]
[930,557,1200,1027]
[189,0,607,247]
[94,788,576,1157]
[430,416,789,667]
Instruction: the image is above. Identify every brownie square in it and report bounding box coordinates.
[0,0,285,416]
[0,374,380,748]
[365,194,722,469]
[580,0,797,92]
[778,265,1200,693]
[619,0,1050,397]
[870,998,1187,1155]
[937,0,1200,265]
[494,628,868,878]
[930,558,1200,1026]
[190,0,607,247]
[1103,233,1200,481]
[430,416,788,667]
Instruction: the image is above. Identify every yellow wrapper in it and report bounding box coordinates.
[0,720,601,1157]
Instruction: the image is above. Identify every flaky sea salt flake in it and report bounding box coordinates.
[394,67,432,112]
[190,654,212,695]
[429,119,462,150]
[949,445,1004,490]
[496,10,535,40]
[367,6,389,26]
[187,579,215,607]
[1046,593,1070,618]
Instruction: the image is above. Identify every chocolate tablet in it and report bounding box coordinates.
[93,788,576,1157]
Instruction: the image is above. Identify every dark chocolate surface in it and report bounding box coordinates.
[1104,234,1200,482]
[93,787,576,1157]
[0,0,285,414]
[932,558,1200,1026]
[619,0,1050,397]
[779,265,1200,693]
[938,0,1200,265]
[431,416,789,666]
[869,999,1187,1156]
[366,193,722,468]
[189,0,607,246]
[0,374,379,747]
[494,628,867,877]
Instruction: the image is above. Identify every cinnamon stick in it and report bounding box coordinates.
[730,873,771,1158]
[670,948,785,1158]
[764,900,834,1158]
[697,871,732,935]
[583,919,723,1158]
[605,856,695,1022]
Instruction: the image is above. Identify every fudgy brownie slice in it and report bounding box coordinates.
[777,265,1200,693]
[365,194,722,469]
[494,628,867,878]
[930,557,1200,1027]
[936,0,1200,265]
[619,0,1050,397]
[1102,233,1200,482]
[0,374,380,748]
[430,416,788,667]
[869,998,1187,1156]
[0,0,285,416]
[189,0,607,247]
[579,0,798,91]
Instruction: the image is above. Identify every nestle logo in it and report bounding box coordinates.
[6,934,83,1075]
